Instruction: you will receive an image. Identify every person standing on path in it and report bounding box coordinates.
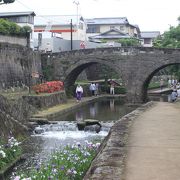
[171,89,177,102]
[95,83,99,96]
[110,81,115,95]
[160,79,164,91]
[89,83,96,96]
[76,84,83,102]
[177,87,180,97]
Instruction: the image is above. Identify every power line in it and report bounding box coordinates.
[16,0,34,11]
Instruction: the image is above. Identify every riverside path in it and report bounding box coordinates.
[124,101,180,180]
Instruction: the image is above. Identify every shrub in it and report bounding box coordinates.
[0,19,31,37]
[32,81,64,94]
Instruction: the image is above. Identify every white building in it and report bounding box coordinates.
[34,15,87,51]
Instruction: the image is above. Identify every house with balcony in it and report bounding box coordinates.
[0,11,36,48]
[85,17,141,43]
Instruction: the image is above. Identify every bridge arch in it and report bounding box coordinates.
[43,47,180,103]
[64,59,122,88]
[142,62,180,102]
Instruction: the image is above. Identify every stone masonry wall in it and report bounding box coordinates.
[22,91,67,109]
[0,95,37,139]
[0,43,41,89]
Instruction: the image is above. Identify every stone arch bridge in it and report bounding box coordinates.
[41,47,180,103]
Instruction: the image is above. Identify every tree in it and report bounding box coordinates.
[0,19,31,37]
[178,16,180,26]
[0,0,15,4]
[153,19,180,80]
[116,38,140,47]
[153,25,180,48]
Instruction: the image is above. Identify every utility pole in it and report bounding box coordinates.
[70,19,73,50]
[73,0,79,40]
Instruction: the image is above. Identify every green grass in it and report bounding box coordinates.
[148,82,168,89]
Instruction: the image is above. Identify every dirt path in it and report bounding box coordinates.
[124,101,180,180]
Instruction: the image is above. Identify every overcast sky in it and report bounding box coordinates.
[0,0,179,33]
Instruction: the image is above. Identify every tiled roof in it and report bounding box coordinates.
[89,28,132,39]
[140,31,160,38]
[0,11,35,17]
[85,17,129,25]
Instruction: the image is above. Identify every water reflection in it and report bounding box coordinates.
[64,99,134,122]
[110,99,115,111]
[75,110,83,122]
[89,104,96,118]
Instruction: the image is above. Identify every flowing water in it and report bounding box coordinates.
[9,98,136,178]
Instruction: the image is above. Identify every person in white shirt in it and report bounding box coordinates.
[110,81,115,95]
[171,90,177,102]
[76,84,83,102]
[177,87,180,97]
[89,83,96,96]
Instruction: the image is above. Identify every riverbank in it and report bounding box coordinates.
[84,100,180,179]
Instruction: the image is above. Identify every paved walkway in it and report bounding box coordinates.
[148,87,172,94]
[124,101,180,180]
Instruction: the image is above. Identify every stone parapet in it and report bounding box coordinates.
[22,91,67,109]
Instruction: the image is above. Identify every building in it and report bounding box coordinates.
[140,31,160,47]
[0,11,36,48]
[88,28,133,44]
[33,15,87,52]
[85,17,141,43]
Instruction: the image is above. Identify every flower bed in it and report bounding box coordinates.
[0,137,22,175]
[13,141,100,180]
[32,81,64,94]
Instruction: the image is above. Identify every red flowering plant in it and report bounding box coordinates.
[32,81,64,94]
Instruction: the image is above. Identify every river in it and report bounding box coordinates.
[9,97,136,179]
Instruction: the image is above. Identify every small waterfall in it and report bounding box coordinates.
[33,121,113,140]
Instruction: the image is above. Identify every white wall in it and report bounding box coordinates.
[0,35,27,46]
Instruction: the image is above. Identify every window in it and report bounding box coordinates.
[87,25,100,33]
[8,15,34,24]
[120,25,125,31]
[144,38,151,44]
[110,26,115,29]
